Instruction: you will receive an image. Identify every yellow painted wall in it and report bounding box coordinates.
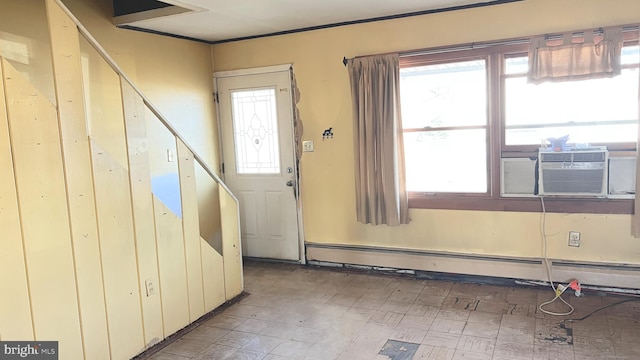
[61,0,218,168]
[211,0,640,265]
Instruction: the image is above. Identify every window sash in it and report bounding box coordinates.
[398,28,639,213]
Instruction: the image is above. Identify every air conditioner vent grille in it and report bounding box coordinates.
[540,153,572,162]
[540,152,606,162]
[573,152,606,162]
[542,169,606,193]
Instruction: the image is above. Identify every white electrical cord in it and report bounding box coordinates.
[538,196,575,316]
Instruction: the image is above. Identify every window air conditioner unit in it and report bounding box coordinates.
[538,147,608,197]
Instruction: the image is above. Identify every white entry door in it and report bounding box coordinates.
[216,67,300,261]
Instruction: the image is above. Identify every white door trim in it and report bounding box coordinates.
[213,67,304,262]
[213,64,293,79]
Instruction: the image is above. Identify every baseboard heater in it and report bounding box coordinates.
[305,242,640,290]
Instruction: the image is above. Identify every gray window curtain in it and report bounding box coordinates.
[528,27,623,84]
[347,54,409,226]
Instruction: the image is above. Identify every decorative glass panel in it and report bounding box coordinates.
[231,88,280,174]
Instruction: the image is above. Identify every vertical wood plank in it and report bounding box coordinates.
[91,141,145,359]
[153,195,190,334]
[201,239,226,312]
[2,58,83,358]
[46,1,110,357]
[220,188,243,299]
[177,140,205,321]
[121,81,164,347]
[0,58,34,341]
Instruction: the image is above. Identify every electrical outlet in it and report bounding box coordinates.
[167,149,175,162]
[303,140,314,152]
[145,279,156,296]
[568,231,581,247]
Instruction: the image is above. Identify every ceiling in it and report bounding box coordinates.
[113,0,520,44]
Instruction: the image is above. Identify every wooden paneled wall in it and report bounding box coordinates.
[0,0,243,358]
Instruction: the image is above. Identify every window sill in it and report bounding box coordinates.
[408,194,634,214]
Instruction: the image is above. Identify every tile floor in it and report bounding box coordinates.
[145,261,640,360]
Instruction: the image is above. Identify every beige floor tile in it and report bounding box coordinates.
[241,335,283,353]
[361,288,393,300]
[143,261,640,360]
[303,343,344,360]
[236,318,274,334]
[261,355,290,360]
[291,326,325,343]
[422,282,453,297]
[506,303,537,317]
[572,335,616,357]
[422,331,461,349]
[224,304,264,318]
[149,353,191,360]
[451,349,492,359]
[429,318,467,335]
[461,321,499,339]
[456,335,495,355]
[387,289,420,303]
[441,296,479,311]
[474,300,509,314]
[270,340,313,358]
[398,314,436,330]
[193,343,239,360]
[533,343,574,360]
[326,294,360,307]
[613,339,640,358]
[449,283,481,298]
[229,349,268,360]
[258,322,298,340]
[493,341,534,359]
[215,330,257,348]
[415,294,446,307]
[467,311,502,325]
[161,339,211,358]
[351,297,385,310]
[388,325,429,343]
[497,325,535,345]
[252,307,288,322]
[182,325,230,342]
[415,345,456,359]
[436,309,471,321]
[379,299,413,313]
[353,323,394,343]
[407,303,440,317]
[368,310,405,326]
[502,312,536,329]
[204,314,247,330]
[476,285,509,303]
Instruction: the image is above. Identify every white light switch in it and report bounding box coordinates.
[303,140,314,152]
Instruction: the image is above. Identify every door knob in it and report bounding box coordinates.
[286,180,295,187]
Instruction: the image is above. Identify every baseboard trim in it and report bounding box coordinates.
[305,242,640,289]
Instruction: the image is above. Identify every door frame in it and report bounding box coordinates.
[213,64,306,264]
